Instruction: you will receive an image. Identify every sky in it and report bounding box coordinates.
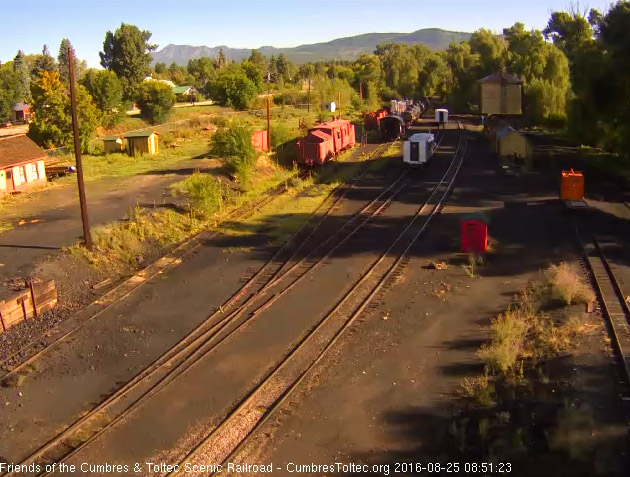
[0,0,615,67]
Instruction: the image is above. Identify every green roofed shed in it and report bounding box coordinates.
[123,130,160,156]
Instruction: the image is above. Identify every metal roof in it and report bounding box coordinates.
[0,134,46,168]
[496,125,521,140]
[409,133,435,142]
[123,130,160,138]
[102,135,122,141]
[478,71,523,84]
[12,102,30,111]
[173,86,193,94]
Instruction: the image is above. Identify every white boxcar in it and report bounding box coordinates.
[404,133,435,166]
[435,108,449,124]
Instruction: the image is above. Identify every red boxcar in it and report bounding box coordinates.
[297,120,356,165]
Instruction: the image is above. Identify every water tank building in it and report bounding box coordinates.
[478,72,523,116]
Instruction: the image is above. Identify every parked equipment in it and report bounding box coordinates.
[380,114,405,141]
[435,108,449,126]
[297,119,356,166]
[403,133,435,166]
[560,169,586,208]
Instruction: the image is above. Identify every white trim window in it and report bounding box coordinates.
[31,163,39,180]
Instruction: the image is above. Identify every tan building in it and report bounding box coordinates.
[124,131,160,156]
[103,135,124,153]
[478,72,523,116]
[494,126,531,159]
[0,135,47,196]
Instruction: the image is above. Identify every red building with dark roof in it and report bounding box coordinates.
[0,135,48,195]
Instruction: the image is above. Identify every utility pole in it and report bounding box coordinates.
[68,47,92,250]
[338,91,341,120]
[359,83,363,103]
[307,77,311,113]
[266,96,271,152]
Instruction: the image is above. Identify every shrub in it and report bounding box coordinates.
[204,64,258,110]
[171,171,223,218]
[209,121,257,186]
[270,121,294,148]
[136,81,175,124]
[478,308,529,374]
[545,262,595,305]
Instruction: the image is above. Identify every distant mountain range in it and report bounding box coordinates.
[151,28,471,66]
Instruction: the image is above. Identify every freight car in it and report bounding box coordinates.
[364,108,388,131]
[297,119,356,166]
[380,114,405,140]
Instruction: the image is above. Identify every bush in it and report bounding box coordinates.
[478,308,529,374]
[270,121,294,148]
[171,171,223,218]
[545,262,595,305]
[209,121,257,186]
[204,64,258,110]
[136,81,175,124]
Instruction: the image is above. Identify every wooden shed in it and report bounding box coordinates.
[124,131,160,156]
[495,126,531,159]
[103,135,124,154]
[0,135,47,196]
[478,72,523,116]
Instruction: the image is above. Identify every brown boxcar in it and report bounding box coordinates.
[297,120,356,165]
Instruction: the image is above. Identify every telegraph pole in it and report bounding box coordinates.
[307,77,311,113]
[359,83,363,103]
[68,48,92,250]
[338,91,341,120]
[266,96,271,152]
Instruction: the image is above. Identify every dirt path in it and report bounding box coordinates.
[0,155,216,290]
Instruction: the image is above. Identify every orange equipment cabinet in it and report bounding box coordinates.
[461,218,488,254]
[560,169,584,201]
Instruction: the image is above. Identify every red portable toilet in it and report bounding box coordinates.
[461,213,488,253]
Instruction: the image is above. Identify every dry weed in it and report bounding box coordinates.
[546,262,595,305]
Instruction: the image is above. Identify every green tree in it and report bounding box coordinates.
[446,42,480,108]
[0,63,16,121]
[13,50,31,103]
[154,62,167,75]
[187,57,216,86]
[81,69,124,112]
[468,29,507,76]
[32,45,57,79]
[57,39,83,84]
[248,49,266,68]
[100,23,157,100]
[136,81,175,124]
[205,63,257,109]
[241,59,264,91]
[209,120,256,185]
[28,70,100,150]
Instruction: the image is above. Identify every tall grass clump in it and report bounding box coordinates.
[171,171,224,219]
[545,262,595,305]
[209,120,257,187]
[478,308,530,375]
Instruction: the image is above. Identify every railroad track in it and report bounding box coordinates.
[3,140,400,477]
[0,141,391,380]
[575,224,630,396]
[165,121,467,476]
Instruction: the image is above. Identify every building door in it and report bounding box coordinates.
[6,170,15,192]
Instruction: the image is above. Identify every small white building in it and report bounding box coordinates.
[404,133,435,166]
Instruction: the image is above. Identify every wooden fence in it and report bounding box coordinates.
[0,280,57,333]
